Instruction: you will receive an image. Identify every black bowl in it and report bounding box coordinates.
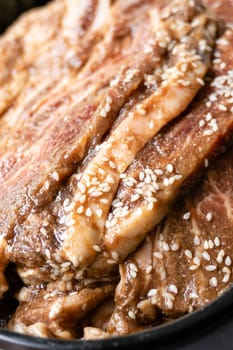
[1,284,233,350]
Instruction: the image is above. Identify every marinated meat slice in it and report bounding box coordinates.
[108,145,233,335]
[91,27,233,276]
[61,0,216,268]
[0,0,164,151]
[9,280,115,339]
[0,0,170,254]
[4,0,216,285]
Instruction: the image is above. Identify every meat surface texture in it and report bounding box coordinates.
[1,0,233,341]
[109,143,233,335]
[4,0,216,286]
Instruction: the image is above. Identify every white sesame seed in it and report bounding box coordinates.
[102,185,111,193]
[78,182,86,194]
[163,242,170,252]
[193,257,200,266]
[203,240,209,250]
[128,310,136,320]
[205,265,217,272]
[206,212,213,222]
[131,194,140,202]
[171,243,180,251]
[92,191,103,197]
[220,62,226,69]
[109,161,116,169]
[100,198,109,204]
[149,120,154,129]
[185,249,192,259]
[214,237,220,247]
[199,120,205,127]
[146,265,153,274]
[51,171,59,181]
[40,227,47,235]
[98,168,106,175]
[147,202,154,211]
[222,266,231,274]
[129,263,138,273]
[105,174,115,184]
[79,194,86,204]
[154,169,164,176]
[222,274,230,283]
[100,109,107,118]
[225,256,232,266]
[205,112,212,121]
[204,158,209,168]
[209,277,218,287]
[154,252,163,259]
[202,251,210,261]
[136,208,143,216]
[138,107,146,115]
[218,104,227,111]
[189,265,199,271]
[148,289,158,297]
[85,208,92,217]
[196,77,205,86]
[130,270,137,278]
[208,240,214,249]
[96,208,103,218]
[107,259,116,265]
[189,292,198,299]
[165,293,174,310]
[44,180,50,190]
[166,164,174,173]
[77,206,84,214]
[93,245,101,252]
[216,249,225,264]
[194,236,200,246]
[111,251,118,261]
[63,198,70,207]
[168,284,178,294]
[183,212,191,220]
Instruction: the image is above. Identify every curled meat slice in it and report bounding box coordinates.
[61,0,216,269]
[0,0,168,282]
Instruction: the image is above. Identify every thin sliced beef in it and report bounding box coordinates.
[1,0,169,261]
[5,0,216,285]
[91,26,233,277]
[57,0,216,269]
[8,279,116,339]
[108,144,233,335]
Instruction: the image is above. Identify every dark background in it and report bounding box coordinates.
[0,0,48,32]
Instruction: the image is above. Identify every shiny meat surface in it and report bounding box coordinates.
[91,26,233,277]
[9,280,116,338]
[109,145,233,335]
[1,0,233,341]
[4,0,216,286]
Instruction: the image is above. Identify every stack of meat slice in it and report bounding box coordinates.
[1,0,233,340]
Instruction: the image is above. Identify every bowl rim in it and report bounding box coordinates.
[0,282,233,349]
